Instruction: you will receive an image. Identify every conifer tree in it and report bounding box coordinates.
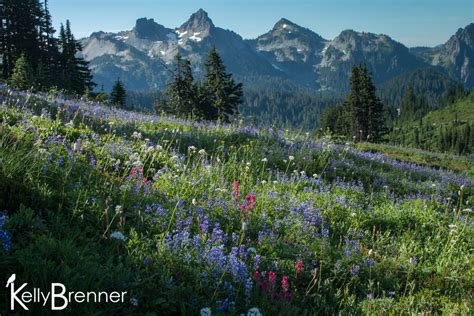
[1,2,94,93]
[345,66,365,140]
[58,20,94,95]
[110,79,126,107]
[163,53,198,117]
[36,0,60,89]
[203,47,242,122]
[360,66,384,142]
[7,54,34,90]
[1,0,43,80]
[344,65,384,142]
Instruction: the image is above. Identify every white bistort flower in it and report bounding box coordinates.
[247,247,257,254]
[110,231,127,241]
[132,131,142,139]
[247,307,262,316]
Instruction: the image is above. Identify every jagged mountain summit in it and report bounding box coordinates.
[81,9,282,91]
[412,23,474,88]
[80,9,472,92]
[316,30,427,91]
[247,18,327,86]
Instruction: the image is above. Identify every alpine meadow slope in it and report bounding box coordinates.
[0,86,473,314]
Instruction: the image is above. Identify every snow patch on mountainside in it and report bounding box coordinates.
[189,32,202,42]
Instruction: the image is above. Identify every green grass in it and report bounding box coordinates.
[423,92,474,124]
[355,142,474,176]
[0,89,473,315]
[387,92,474,155]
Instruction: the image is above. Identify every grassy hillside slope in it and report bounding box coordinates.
[388,92,474,155]
[0,86,473,314]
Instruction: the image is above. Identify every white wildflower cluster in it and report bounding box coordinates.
[245,161,251,172]
[322,141,335,152]
[200,307,262,316]
[73,139,82,153]
[110,231,127,241]
[65,120,74,129]
[115,205,123,214]
[200,307,212,316]
[247,307,262,316]
[131,131,142,140]
[127,152,143,167]
[142,142,154,153]
[204,165,212,174]
[448,223,458,244]
[188,145,197,153]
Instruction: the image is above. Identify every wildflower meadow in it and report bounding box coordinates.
[0,86,473,314]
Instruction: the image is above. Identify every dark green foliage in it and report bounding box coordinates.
[158,48,243,122]
[321,65,385,142]
[58,20,95,95]
[377,68,458,109]
[320,103,351,136]
[243,85,336,130]
[1,0,43,79]
[162,54,198,117]
[7,54,34,90]
[203,47,243,122]
[0,1,94,94]
[110,78,127,107]
[387,90,473,155]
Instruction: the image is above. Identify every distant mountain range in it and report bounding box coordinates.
[80,9,473,97]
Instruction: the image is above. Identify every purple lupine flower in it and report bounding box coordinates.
[211,224,225,244]
[349,265,360,276]
[254,255,261,270]
[143,257,152,266]
[0,213,12,252]
[245,277,253,299]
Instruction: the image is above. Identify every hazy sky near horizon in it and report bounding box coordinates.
[48,0,473,47]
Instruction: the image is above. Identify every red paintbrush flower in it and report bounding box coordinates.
[233,180,240,203]
[281,275,289,293]
[254,270,260,280]
[246,194,256,209]
[295,260,303,274]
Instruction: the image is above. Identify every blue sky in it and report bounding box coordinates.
[48,0,473,47]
